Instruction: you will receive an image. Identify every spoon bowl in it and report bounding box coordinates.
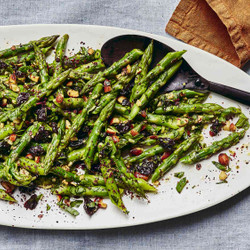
[101,34,250,104]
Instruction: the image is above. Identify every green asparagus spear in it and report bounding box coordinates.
[131,50,186,101]
[129,60,182,120]
[81,49,143,94]
[152,135,199,182]
[0,35,59,58]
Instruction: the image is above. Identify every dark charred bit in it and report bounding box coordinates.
[33,126,51,143]
[28,145,45,156]
[114,121,131,134]
[77,126,91,139]
[83,197,99,216]
[36,107,47,122]
[69,138,85,149]
[51,122,58,134]
[135,157,160,176]
[120,82,134,96]
[210,119,223,136]
[23,194,39,210]
[121,98,130,106]
[19,183,37,195]
[0,61,7,69]
[0,141,11,155]
[15,70,26,79]
[16,92,30,106]
[90,164,101,174]
[73,161,86,170]
[157,138,175,151]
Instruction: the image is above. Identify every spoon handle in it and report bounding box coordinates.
[208,81,250,106]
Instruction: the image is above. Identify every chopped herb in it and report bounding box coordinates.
[174,172,184,178]
[176,177,187,193]
[70,200,83,208]
[212,161,230,172]
[57,198,79,216]
[216,180,228,184]
[46,204,51,211]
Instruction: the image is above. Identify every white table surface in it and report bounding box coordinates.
[0,0,249,249]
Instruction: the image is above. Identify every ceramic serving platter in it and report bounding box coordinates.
[0,24,250,230]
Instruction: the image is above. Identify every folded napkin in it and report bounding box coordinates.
[166,0,250,67]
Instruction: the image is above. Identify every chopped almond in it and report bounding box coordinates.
[67,89,79,97]
[219,171,228,181]
[117,96,127,104]
[106,128,116,135]
[110,117,120,125]
[88,48,94,55]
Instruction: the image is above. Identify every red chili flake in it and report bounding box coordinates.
[187,130,191,136]
[112,135,119,143]
[140,110,147,118]
[134,172,149,181]
[161,152,171,161]
[149,135,158,139]
[130,148,143,156]
[130,129,138,137]
[56,94,64,103]
[78,109,83,114]
[196,163,202,170]
[9,134,17,142]
[38,214,43,219]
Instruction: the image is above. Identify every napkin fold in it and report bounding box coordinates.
[166,0,250,67]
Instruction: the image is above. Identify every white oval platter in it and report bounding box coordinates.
[0,24,249,230]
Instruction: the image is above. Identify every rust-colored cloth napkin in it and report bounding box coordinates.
[166,0,250,67]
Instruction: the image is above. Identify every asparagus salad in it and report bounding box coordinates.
[0,34,248,216]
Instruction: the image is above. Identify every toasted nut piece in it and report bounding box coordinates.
[229,123,236,132]
[0,123,4,129]
[126,64,131,74]
[106,128,116,135]
[136,99,142,107]
[88,48,94,55]
[98,199,107,209]
[82,95,88,102]
[110,117,120,125]
[9,74,16,84]
[35,156,40,163]
[2,98,7,106]
[223,121,230,131]
[9,84,20,92]
[26,153,33,159]
[66,120,71,129]
[62,179,69,185]
[218,153,230,166]
[117,96,127,104]
[67,89,79,97]
[219,171,228,181]
[66,81,73,87]
[29,74,39,82]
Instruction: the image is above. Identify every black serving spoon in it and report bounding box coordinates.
[101,34,250,105]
